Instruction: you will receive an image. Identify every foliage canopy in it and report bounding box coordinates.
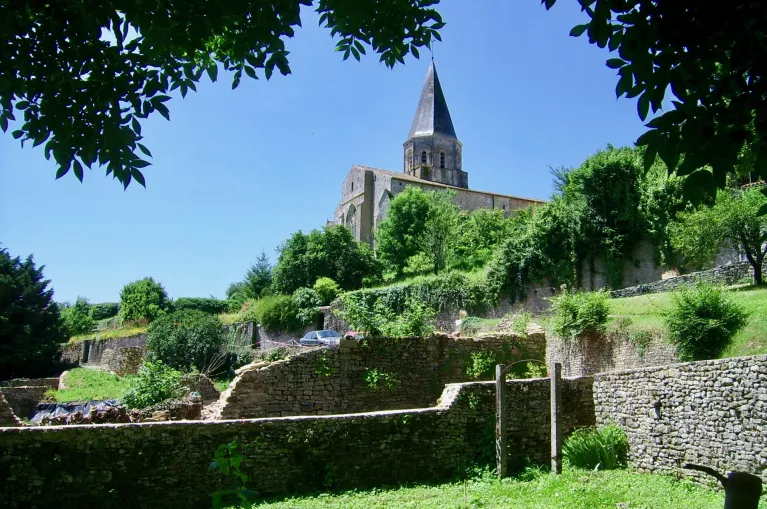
[119,277,172,324]
[2,1,444,188]
[61,296,95,337]
[146,309,225,371]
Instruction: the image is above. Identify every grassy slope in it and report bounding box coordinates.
[609,284,767,358]
[249,469,726,509]
[48,368,131,402]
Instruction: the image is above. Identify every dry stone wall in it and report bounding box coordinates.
[610,261,762,298]
[593,355,767,485]
[218,332,545,419]
[0,391,21,427]
[0,377,594,509]
[547,332,679,377]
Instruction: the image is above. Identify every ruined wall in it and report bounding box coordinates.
[0,391,22,427]
[0,386,49,419]
[218,332,545,419]
[580,237,664,291]
[547,332,679,377]
[0,377,594,509]
[593,355,767,484]
[610,261,764,298]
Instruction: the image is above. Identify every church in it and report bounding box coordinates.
[333,62,544,246]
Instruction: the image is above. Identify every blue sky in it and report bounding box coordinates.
[0,1,649,304]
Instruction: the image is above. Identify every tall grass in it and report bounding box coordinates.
[563,424,629,470]
[47,368,132,402]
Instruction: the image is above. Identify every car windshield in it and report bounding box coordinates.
[317,331,338,338]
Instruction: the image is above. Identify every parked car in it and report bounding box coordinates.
[300,330,342,347]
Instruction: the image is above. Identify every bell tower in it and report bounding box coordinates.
[403,62,468,188]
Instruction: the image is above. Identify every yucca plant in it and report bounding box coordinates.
[562,424,629,470]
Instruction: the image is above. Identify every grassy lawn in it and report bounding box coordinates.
[47,368,132,402]
[608,284,767,358]
[69,325,148,344]
[248,468,728,509]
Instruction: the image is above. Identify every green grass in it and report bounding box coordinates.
[47,368,132,402]
[608,284,767,358]
[247,468,728,508]
[68,325,148,344]
[213,378,234,392]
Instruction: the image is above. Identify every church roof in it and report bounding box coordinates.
[352,165,546,204]
[408,62,458,140]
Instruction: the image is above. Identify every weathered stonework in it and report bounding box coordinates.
[547,332,679,377]
[217,332,545,419]
[0,385,49,420]
[0,391,22,427]
[593,355,767,485]
[610,261,764,298]
[0,376,594,509]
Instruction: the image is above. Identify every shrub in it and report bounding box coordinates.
[460,316,483,336]
[173,297,229,315]
[548,289,609,340]
[562,424,629,470]
[122,361,186,409]
[146,310,224,371]
[260,347,290,362]
[253,295,302,332]
[293,287,322,325]
[0,247,67,380]
[119,277,171,324]
[90,302,120,320]
[62,296,94,336]
[664,282,748,361]
[313,277,341,305]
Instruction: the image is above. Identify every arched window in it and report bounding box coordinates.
[439,151,445,169]
[421,151,427,164]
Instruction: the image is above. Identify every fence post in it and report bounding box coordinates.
[496,364,507,478]
[551,362,562,474]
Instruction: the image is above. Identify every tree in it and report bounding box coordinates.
[542,0,767,203]
[244,251,273,298]
[119,277,172,323]
[419,190,460,273]
[272,225,381,294]
[375,186,432,276]
[313,277,341,305]
[225,281,249,312]
[0,247,67,380]
[2,1,444,188]
[146,310,224,371]
[671,187,767,285]
[452,208,511,270]
[61,296,95,336]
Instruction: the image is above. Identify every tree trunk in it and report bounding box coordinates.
[753,261,763,286]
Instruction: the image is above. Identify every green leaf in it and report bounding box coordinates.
[351,47,360,61]
[606,58,625,69]
[637,93,650,121]
[73,160,84,182]
[55,165,69,179]
[133,159,151,168]
[131,168,147,188]
[155,103,170,121]
[0,115,7,132]
[12,129,24,139]
[206,64,218,83]
[683,170,714,204]
[570,24,588,37]
[131,117,141,135]
[137,143,152,158]
[15,101,29,111]
[244,65,257,79]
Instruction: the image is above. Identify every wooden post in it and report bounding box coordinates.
[550,362,562,474]
[496,364,507,478]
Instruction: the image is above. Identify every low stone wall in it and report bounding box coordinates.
[0,376,594,508]
[217,332,546,419]
[87,334,148,365]
[610,261,763,298]
[0,377,59,390]
[547,332,679,377]
[593,355,767,485]
[1,386,49,419]
[256,325,314,350]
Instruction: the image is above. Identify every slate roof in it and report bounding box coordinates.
[352,165,546,204]
[408,62,458,139]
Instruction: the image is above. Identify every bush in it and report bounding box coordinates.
[119,277,171,324]
[562,424,629,470]
[173,297,229,315]
[293,287,322,325]
[0,247,67,380]
[664,282,749,361]
[548,289,609,340]
[253,295,302,332]
[338,296,436,338]
[313,277,341,305]
[62,296,94,336]
[90,302,120,320]
[122,361,186,410]
[146,310,225,371]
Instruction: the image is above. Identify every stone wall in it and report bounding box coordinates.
[1,386,49,419]
[0,391,22,427]
[217,332,546,419]
[610,261,763,298]
[580,237,664,291]
[593,355,767,484]
[0,376,594,509]
[86,335,148,365]
[547,332,679,377]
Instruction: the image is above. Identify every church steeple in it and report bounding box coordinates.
[403,62,468,188]
[408,62,457,140]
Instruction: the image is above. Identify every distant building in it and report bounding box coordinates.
[334,62,544,246]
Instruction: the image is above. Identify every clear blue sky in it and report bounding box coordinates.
[0,1,648,304]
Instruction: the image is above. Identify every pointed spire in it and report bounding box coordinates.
[408,62,457,139]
